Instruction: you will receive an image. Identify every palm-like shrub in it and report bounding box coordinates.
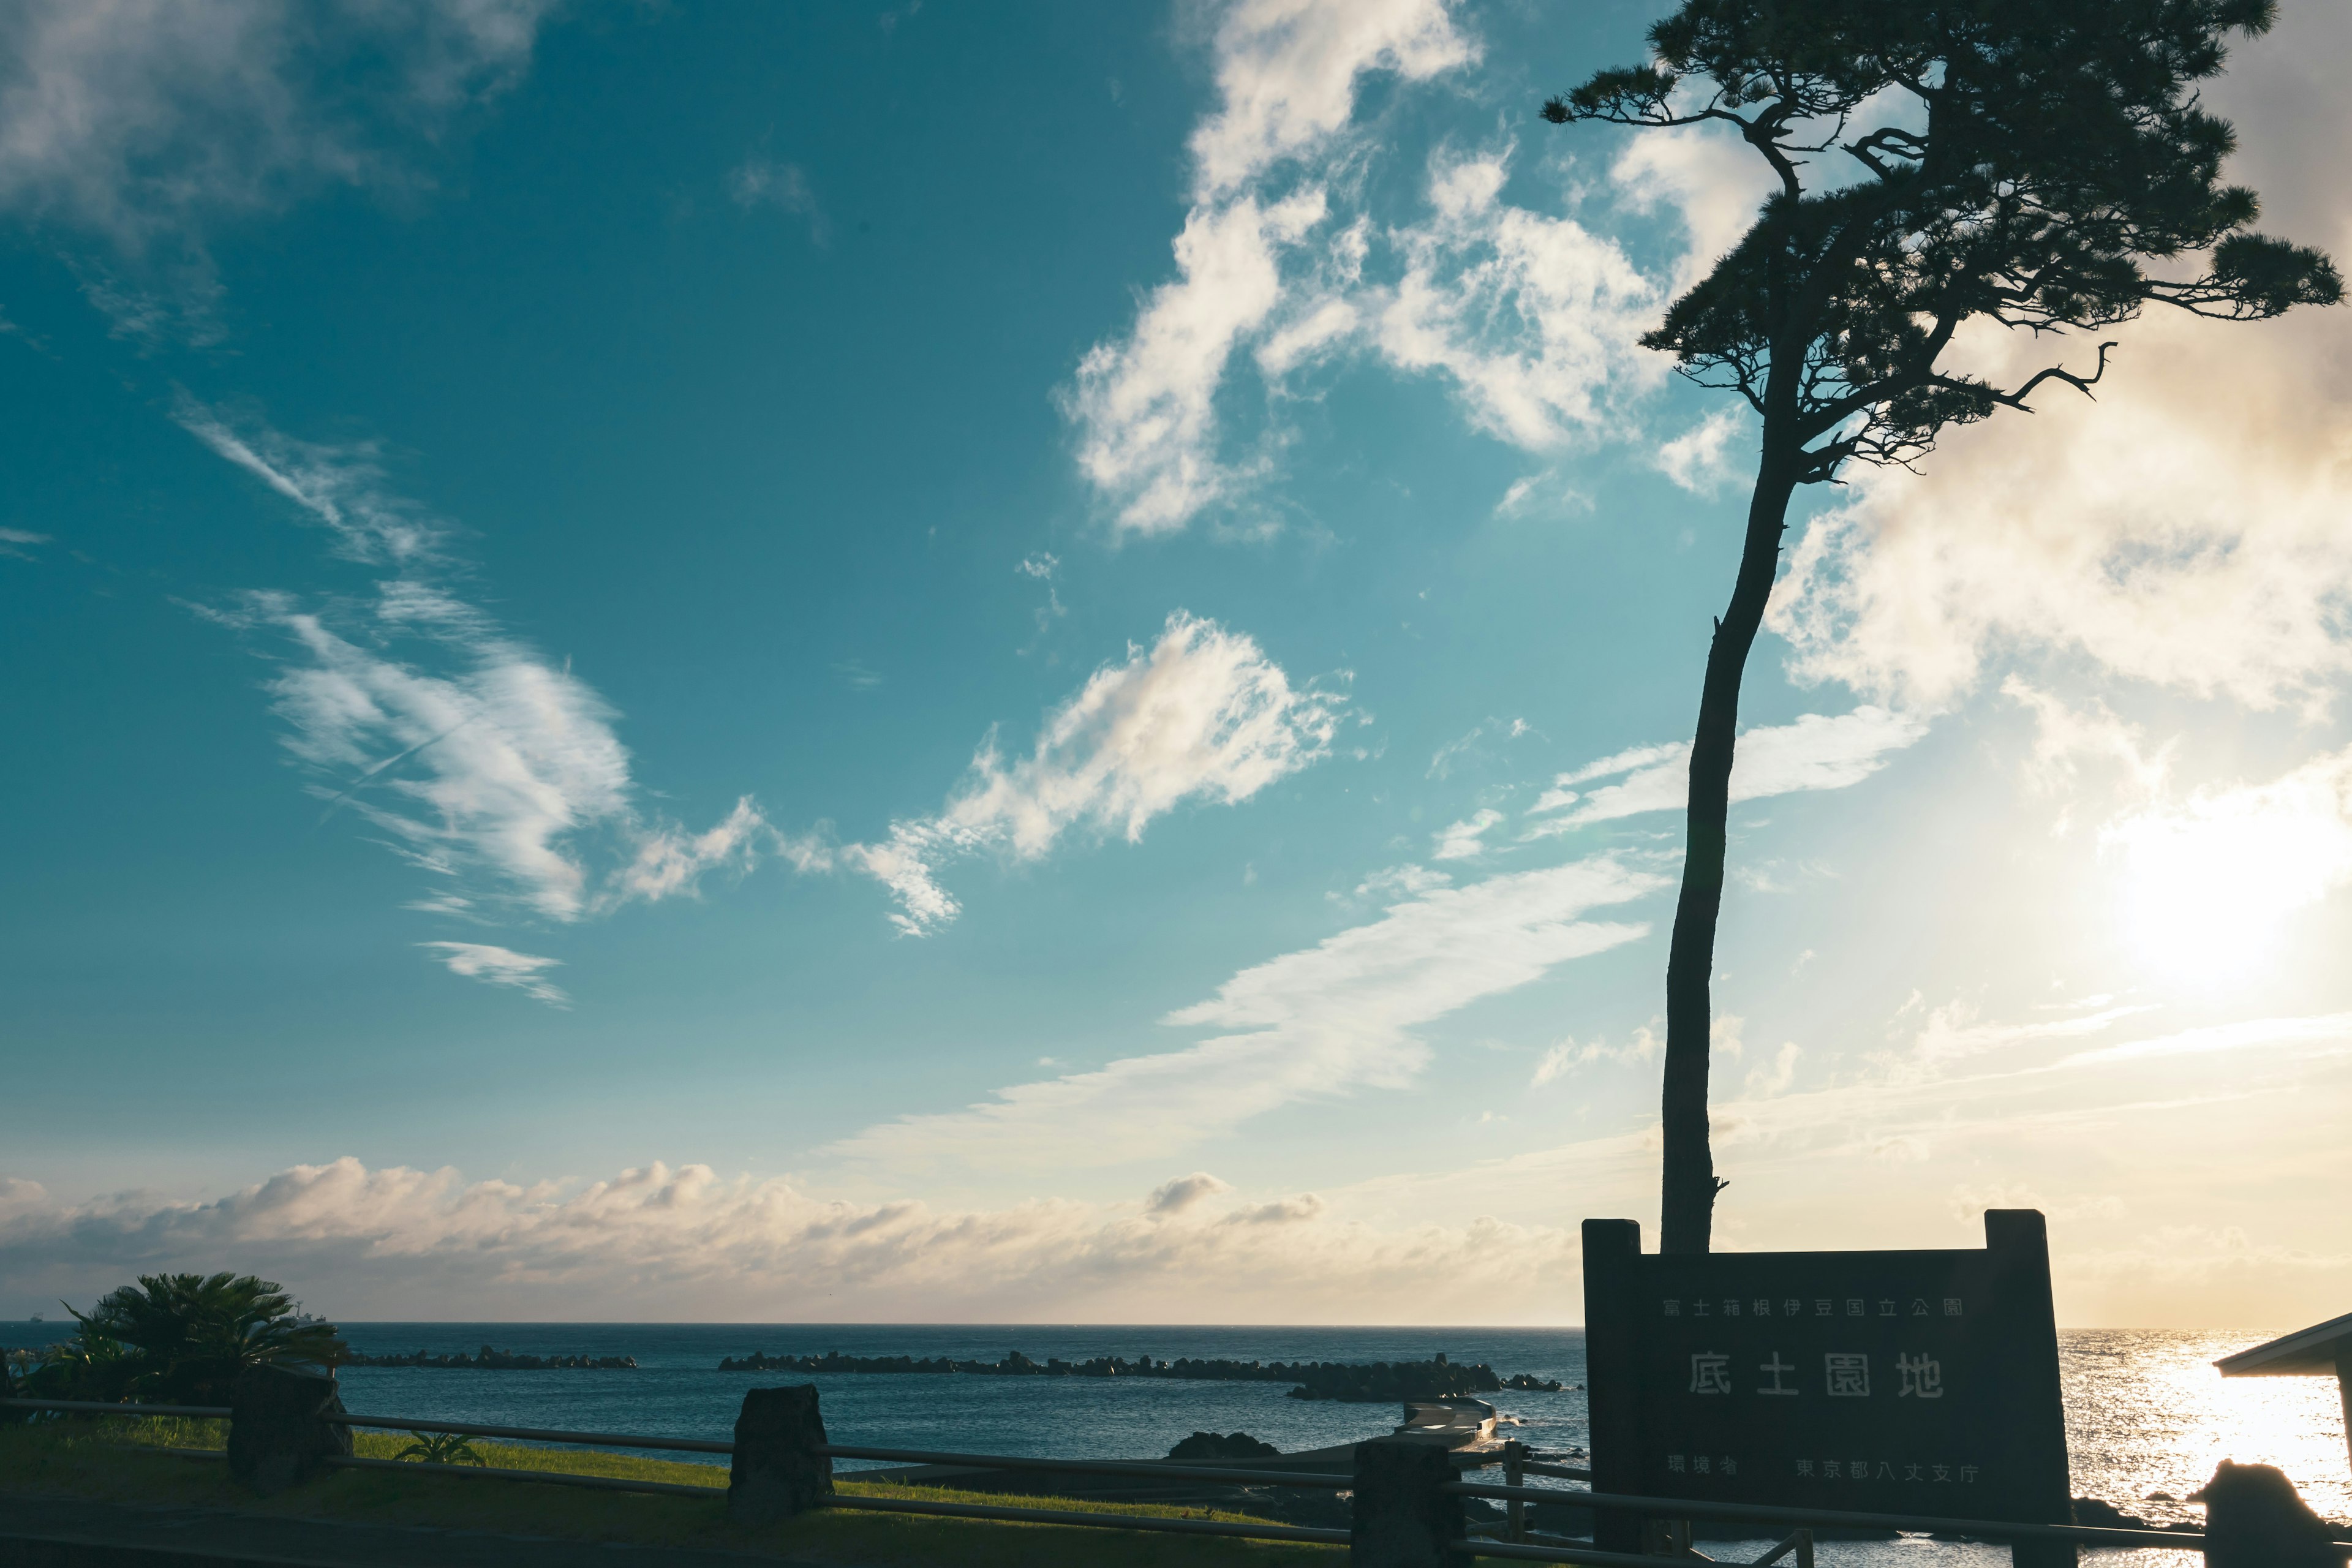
[33,1273,346,1406]
[394,1430,487,1466]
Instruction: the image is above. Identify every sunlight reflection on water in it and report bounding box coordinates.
[1673,1330,2345,1567]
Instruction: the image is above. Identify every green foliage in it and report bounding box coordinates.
[1544,0,2340,479]
[393,1429,488,1466]
[20,1273,346,1408]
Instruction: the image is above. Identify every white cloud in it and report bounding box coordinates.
[610,798,768,907]
[1526,707,1927,833]
[1427,716,1527,778]
[1351,862,1450,900]
[728,156,828,244]
[0,1156,1579,1324]
[839,612,1342,934]
[833,853,1661,1169]
[1373,148,1662,451]
[191,409,769,937]
[1063,189,1330,533]
[0,526,50,560]
[1652,404,1749,494]
[420,941,566,1006]
[1743,1041,1801,1096]
[1910,998,2157,1064]
[1607,123,1776,293]
[176,401,445,565]
[1061,1,1697,533]
[1185,0,1475,201]
[2003,679,2171,805]
[0,0,556,333]
[248,589,636,922]
[1430,807,1501,861]
[1770,8,2352,719]
[2061,1011,2352,1070]
[1144,1171,1232,1215]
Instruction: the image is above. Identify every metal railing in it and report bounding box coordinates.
[8,1393,2290,1564]
[0,1396,1352,1549]
[1446,1479,2214,1553]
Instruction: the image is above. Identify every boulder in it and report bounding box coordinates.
[2192,1459,2342,1568]
[728,1385,832,1526]
[1166,1431,1280,1461]
[226,1365,352,1496]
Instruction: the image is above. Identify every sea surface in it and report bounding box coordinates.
[6,1322,2342,1565]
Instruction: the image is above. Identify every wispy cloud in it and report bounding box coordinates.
[1909,998,2158,1064]
[177,401,445,565]
[833,853,1661,1169]
[0,526,51,560]
[832,612,1343,934]
[1430,808,1502,861]
[0,0,557,335]
[189,405,769,957]
[728,156,829,244]
[1427,715,1527,780]
[2062,1011,2352,1069]
[420,941,567,1006]
[1526,707,1927,834]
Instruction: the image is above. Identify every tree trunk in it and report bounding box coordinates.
[1659,439,1799,1254]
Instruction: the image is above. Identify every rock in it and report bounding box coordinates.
[1167,1431,1281,1461]
[2146,1490,2175,1501]
[710,1348,1559,1400]
[728,1385,832,1526]
[226,1365,352,1496]
[2071,1496,2155,1531]
[2192,1459,2342,1568]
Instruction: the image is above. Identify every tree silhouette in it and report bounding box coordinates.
[1544,0,2338,1253]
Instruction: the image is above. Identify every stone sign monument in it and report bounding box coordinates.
[1583,1208,2073,1566]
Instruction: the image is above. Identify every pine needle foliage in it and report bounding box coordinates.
[1541,0,2337,1252]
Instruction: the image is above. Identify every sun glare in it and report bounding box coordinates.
[2106,801,2336,985]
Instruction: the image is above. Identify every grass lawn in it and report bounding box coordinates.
[0,1415,1345,1567]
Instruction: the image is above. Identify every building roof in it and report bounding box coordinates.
[2215,1310,2352,1377]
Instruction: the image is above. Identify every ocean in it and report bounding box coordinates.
[6,1321,2342,1564]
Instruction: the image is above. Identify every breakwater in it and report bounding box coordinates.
[711,1348,1565,1403]
[342,1344,638,1370]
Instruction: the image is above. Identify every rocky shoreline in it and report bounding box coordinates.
[712,1348,1566,1403]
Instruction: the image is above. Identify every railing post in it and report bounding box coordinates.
[728,1384,832,1526]
[1581,1218,1648,1555]
[1349,1435,1463,1568]
[1986,1209,2077,1568]
[227,1364,352,1496]
[1502,1438,1527,1542]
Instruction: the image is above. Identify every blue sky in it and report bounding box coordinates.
[4,0,2351,1327]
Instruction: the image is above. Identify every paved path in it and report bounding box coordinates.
[0,1497,837,1568]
